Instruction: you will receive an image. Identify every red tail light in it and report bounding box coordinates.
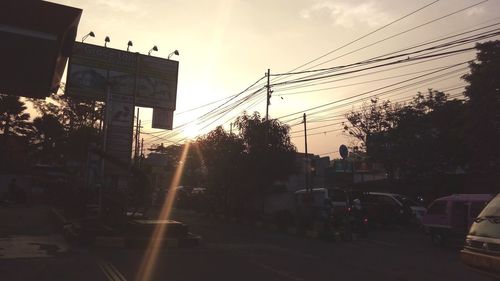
[363,218,368,224]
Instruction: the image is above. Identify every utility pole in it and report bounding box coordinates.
[265,69,271,121]
[140,138,144,157]
[303,113,310,192]
[137,119,141,158]
[134,108,140,160]
[140,137,144,168]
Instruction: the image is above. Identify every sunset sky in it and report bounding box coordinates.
[48,0,500,158]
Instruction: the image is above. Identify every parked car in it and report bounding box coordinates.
[328,188,365,213]
[422,194,494,246]
[460,193,500,279]
[351,192,424,227]
[369,192,427,224]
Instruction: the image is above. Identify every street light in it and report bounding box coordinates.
[168,50,179,59]
[148,45,158,56]
[104,36,110,48]
[81,31,95,42]
[127,40,133,52]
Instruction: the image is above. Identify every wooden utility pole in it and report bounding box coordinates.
[140,138,144,158]
[303,113,310,192]
[265,69,271,121]
[134,108,140,160]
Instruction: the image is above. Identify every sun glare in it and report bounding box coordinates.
[135,143,191,281]
[183,125,200,139]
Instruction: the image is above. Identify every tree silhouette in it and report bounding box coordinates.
[0,94,32,136]
[462,40,500,174]
[234,112,297,213]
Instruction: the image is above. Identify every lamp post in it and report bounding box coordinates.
[104,36,110,48]
[127,40,133,52]
[148,45,158,56]
[168,50,179,59]
[81,31,95,42]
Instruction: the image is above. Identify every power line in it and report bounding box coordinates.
[272,26,499,87]
[276,0,487,80]
[277,61,469,121]
[270,0,441,82]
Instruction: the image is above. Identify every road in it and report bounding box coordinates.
[0,206,489,281]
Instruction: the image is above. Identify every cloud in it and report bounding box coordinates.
[300,1,390,28]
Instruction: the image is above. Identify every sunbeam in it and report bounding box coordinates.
[135,142,191,281]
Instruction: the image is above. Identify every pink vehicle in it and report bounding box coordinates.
[422,194,494,245]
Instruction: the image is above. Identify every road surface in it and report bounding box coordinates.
[0,206,488,281]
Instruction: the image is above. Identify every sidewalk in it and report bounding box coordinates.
[0,204,53,236]
[0,204,70,259]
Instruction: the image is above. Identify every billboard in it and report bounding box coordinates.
[66,42,178,110]
[152,108,174,130]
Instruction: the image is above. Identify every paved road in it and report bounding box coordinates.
[0,206,489,281]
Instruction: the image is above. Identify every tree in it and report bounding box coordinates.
[234,112,297,213]
[342,90,468,180]
[31,114,65,163]
[0,94,33,172]
[197,126,245,213]
[342,98,396,150]
[461,40,500,174]
[388,90,467,179]
[192,112,297,216]
[148,143,205,187]
[0,94,32,136]
[28,89,104,165]
[29,89,103,131]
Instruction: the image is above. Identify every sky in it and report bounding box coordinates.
[47,0,500,159]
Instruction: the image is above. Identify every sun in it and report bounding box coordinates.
[183,125,200,139]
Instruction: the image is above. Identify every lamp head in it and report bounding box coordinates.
[168,49,180,59]
[148,45,159,56]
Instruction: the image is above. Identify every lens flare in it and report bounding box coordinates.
[135,142,190,281]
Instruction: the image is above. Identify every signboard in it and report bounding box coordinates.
[339,144,348,159]
[104,94,134,175]
[136,56,178,110]
[152,108,173,130]
[333,160,352,173]
[66,42,178,110]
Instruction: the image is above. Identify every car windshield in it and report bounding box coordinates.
[468,195,500,238]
